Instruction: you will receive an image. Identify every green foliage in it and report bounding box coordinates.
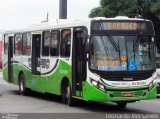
[89,7,105,17]
[89,0,160,49]
[89,0,140,18]
[150,0,160,13]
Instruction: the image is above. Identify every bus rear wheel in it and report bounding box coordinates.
[117,102,127,108]
[19,74,28,96]
[62,81,76,106]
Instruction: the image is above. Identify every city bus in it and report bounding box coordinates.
[2,17,157,108]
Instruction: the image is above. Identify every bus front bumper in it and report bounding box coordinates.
[82,82,157,102]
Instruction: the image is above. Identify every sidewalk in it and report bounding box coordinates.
[0,72,8,84]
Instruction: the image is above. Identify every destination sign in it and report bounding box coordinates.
[92,21,154,34]
[106,22,140,30]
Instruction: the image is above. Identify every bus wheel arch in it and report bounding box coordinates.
[61,77,76,106]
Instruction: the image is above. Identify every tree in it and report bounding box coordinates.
[89,0,160,49]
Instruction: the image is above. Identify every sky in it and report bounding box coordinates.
[0,0,99,30]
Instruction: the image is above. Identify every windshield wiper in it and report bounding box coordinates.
[133,36,143,70]
[133,39,139,52]
[108,35,120,52]
[96,21,119,52]
[133,36,141,52]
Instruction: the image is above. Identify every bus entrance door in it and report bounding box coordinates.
[31,33,41,75]
[8,36,13,83]
[72,27,87,97]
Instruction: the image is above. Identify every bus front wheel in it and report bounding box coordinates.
[19,74,28,96]
[62,81,76,106]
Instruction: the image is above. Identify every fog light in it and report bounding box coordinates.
[98,83,105,91]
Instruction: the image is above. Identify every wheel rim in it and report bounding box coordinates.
[66,85,70,100]
[19,76,24,93]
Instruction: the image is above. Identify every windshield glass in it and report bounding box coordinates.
[89,35,155,71]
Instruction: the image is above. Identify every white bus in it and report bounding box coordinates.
[3,17,157,107]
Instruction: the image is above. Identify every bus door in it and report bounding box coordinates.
[72,27,88,96]
[8,36,14,83]
[31,33,41,75]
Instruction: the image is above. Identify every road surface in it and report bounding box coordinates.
[0,72,159,119]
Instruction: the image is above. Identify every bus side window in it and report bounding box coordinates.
[42,31,51,56]
[60,29,71,57]
[22,33,31,56]
[50,30,60,56]
[4,35,9,54]
[14,34,22,55]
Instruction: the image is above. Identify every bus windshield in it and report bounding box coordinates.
[89,35,155,71]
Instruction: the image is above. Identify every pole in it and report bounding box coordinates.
[59,0,67,19]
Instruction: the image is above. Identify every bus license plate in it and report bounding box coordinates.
[123,92,134,97]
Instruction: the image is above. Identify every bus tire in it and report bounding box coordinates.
[19,73,29,96]
[62,81,76,106]
[117,102,127,108]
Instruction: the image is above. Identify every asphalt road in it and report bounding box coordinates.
[0,72,160,119]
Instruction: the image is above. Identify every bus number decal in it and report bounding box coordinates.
[41,59,50,69]
[28,58,50,69]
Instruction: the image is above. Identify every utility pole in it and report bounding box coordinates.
[46,12,49,21]
[59,0,67,19]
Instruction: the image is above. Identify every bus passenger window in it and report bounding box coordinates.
[42,31,50,56]
[50,30,60,56]
[22,33,31,56]
[60,29,71,57]
[4,35,9,54]
[14,34,22,55]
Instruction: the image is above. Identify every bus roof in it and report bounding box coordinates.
[4,17,151,34]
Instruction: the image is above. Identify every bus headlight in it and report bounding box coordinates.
[153,79,157,84]
[90,78,106,92]
[91,79,98,87]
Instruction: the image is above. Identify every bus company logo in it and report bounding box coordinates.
[123,78,133,81]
